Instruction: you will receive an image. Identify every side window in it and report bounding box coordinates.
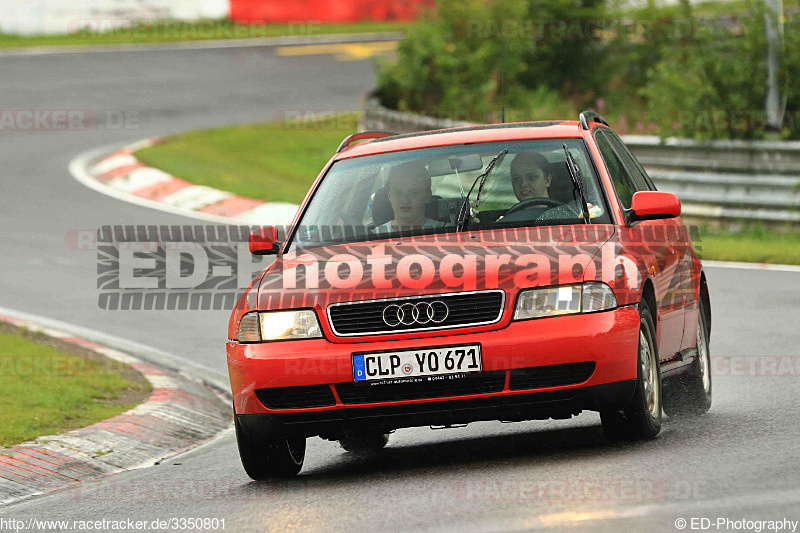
[604,132,655,191]
[595,131,637,208]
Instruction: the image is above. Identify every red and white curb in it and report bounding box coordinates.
[71,138,299,226]
[0,314,231,506]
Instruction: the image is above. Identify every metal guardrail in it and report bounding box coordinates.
[621,136,800,223]
[362,100,800,225]
[619,135,800,174]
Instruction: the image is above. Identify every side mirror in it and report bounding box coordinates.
[249,226,279,255]
[626,191,681,224]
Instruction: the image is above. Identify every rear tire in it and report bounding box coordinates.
[234,410,305,479]
[663,298,712,417]
[601,302,662,442]
[338,431,390,453]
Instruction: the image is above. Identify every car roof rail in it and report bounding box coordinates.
[579,110,609,130]
[336,131,396,153]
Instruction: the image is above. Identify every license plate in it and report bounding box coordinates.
[352,344,482,383]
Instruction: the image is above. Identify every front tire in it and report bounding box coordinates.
[663,298,712,417]
[234,410,305,479]
[601,302,662,442]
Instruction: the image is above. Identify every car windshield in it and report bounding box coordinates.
[287,139,611,251]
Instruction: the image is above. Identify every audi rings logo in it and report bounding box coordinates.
[382,301,450,327]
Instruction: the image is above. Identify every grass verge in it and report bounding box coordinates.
[694,228,800,265]
[135,113,359,204]
[0,323,151,447]
[135,117,800,265]
[0,20,408,50]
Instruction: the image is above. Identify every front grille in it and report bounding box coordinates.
[335,371,506,404]
[256,385,336,409]
[509,362,595,391]
[327,290,504,336]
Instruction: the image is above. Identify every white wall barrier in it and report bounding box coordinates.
[0,0,229,36]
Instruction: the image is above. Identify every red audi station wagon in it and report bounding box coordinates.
[227,112,712,478]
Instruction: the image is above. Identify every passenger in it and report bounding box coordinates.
[374,162,443,232]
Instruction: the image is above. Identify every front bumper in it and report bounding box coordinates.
[237,379,636,441]
[228,304,640,430]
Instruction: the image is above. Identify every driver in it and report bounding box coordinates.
[374,162,443,233]
[510,151,552,204]
[493,151,555,223]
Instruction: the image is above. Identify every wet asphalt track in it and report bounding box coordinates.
[1,44,799,532]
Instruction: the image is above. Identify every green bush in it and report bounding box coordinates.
[598,2,691,125]
[378,0,800,140]
[639,1,800,139]
[376,0,603,122]
[518,0,608,103]
[377,0,525,121]
[641,1,781,139]
[773,12,800,138]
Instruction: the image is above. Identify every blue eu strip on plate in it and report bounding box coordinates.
[353,354,366,381]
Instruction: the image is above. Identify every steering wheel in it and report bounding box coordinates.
[505,197,564,216]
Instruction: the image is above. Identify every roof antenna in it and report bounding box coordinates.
[501,41,505,123]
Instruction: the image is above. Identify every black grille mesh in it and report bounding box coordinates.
[329,291,503,335]
[256,385,335,409]
[509,362,595,391]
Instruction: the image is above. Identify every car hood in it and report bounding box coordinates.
[255,225,616,308]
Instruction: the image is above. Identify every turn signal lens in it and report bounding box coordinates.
[582,282,618,313]
[237,312,261,342]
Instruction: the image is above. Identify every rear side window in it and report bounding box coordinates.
[595,131,637,208]
[604,132,655,191]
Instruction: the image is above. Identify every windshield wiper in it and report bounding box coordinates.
[456,149,508,232]
[563,144,591,224]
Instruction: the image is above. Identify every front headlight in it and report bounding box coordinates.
[237,310,323,342]
[513,282,617,320]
